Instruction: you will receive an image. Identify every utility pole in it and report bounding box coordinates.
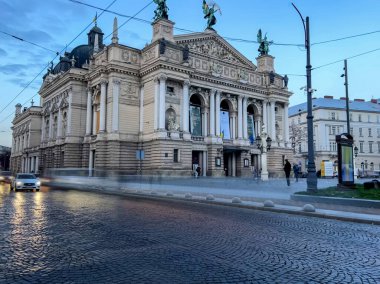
[292,4,317,192]
[343,59,350,135]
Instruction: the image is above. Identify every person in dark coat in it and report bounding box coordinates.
[293,163,299,182]
[284,159,292,186]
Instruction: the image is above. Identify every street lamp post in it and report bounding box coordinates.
[256,126,272,181]
[292,3,317,192]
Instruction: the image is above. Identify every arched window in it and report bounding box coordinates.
[165,108,177,131]
[45,118,50,139]
[53,116,58,139]
[189,94,202,136]
[62,112,67,137]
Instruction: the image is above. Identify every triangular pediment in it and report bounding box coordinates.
[175,31,256,70]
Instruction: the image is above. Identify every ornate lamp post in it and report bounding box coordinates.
[292,3,317,192]
[256,126,272,181]
[353,146,358,179]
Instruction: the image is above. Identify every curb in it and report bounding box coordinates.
[291,194,380,209]
[50,182,380,226]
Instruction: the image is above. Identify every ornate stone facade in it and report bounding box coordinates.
[11,17,293,177]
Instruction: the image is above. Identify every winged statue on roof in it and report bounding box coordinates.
[153,0,169,21]
[257,29,273,56]
[202,0,222,30]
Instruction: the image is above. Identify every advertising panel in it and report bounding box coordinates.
[220,111,230,139]
[341,145,354,182]
[247,115,255,144]
[190,106,202,136]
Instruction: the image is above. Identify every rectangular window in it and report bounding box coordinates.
[329,141,337,152]
[369,142,373,153]
[173,149,179,163]
[359,128,363,137]
[377,128,380,138]
[359,141,364,153]
[349,113,353,121]
[378,142,380,153]
[368,128,372,137]
[331,112,336,120]
[358,114,362,122]
[368,115,371,122]
[350,127,353,135]
[332,126,336,135]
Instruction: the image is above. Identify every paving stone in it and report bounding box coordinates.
[0,185,379,283]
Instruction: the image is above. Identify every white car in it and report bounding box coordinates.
[10,173,41,192]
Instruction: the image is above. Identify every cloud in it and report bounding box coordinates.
[0,64,27,75]
[7,78,41,89]
[0,48,7,57]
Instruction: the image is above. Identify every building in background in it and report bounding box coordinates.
[289,96,380,177]
[0,145,11,171]
[10,104,42,173]
[11,9,293,177]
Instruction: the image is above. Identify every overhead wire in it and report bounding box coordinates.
[68,0,303,47]
[0,30,59,55]
[312,47,380,70]
[0,0,118,122]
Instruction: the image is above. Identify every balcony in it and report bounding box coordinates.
[191,136,204,142]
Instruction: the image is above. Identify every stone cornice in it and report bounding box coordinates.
[40,71,85,98]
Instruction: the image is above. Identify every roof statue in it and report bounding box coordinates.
[153,0,169,21]
[202,0,221,30]
[257,29,273,56]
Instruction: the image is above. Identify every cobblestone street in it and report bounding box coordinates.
[0,184,379,283]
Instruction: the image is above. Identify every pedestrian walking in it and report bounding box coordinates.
[293,163,299,182]
[196,166,201,178]
[284,159,291,186]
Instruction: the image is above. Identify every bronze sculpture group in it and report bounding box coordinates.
[153,1,273,57]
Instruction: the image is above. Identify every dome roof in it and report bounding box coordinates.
[89,25,104,35]
[52,55,71,74]
[70,44,93,68]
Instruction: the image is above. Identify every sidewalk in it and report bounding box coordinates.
[49,176,380,225]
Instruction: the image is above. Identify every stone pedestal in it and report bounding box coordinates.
[152,18,175,43]
[256,55,275,72]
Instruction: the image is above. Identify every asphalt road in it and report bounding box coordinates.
[0,184,379,283]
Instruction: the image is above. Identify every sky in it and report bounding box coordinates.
[0,0,379,147]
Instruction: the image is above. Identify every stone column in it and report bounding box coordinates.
[202,111,208,137]
[99,80,107,132]
[41,116,45,142]
[27,126,31,147]
[232,152,236,177]
[237,96,243,139]
[112,79,120,132]
[92,106,96,135]
[67,88,73,135]
[231,115,235,139]
[154,77,159,130]
[35,156,39,173]
[243,97,248,139]
[159,74,167,129]
[49,112,53,139]
[262,100,267,133]
[88,150,94,177]
[85,88,92,135]
[284,103,289,144]
[209,89,215,136]
[182,80,190,132]
[215,91,221,136]
[57,108,62,138]
[139,84,144,133]
[270,100,276,141]
[202,151,207,177]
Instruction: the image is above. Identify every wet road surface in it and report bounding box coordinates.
[0,184,379,283]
